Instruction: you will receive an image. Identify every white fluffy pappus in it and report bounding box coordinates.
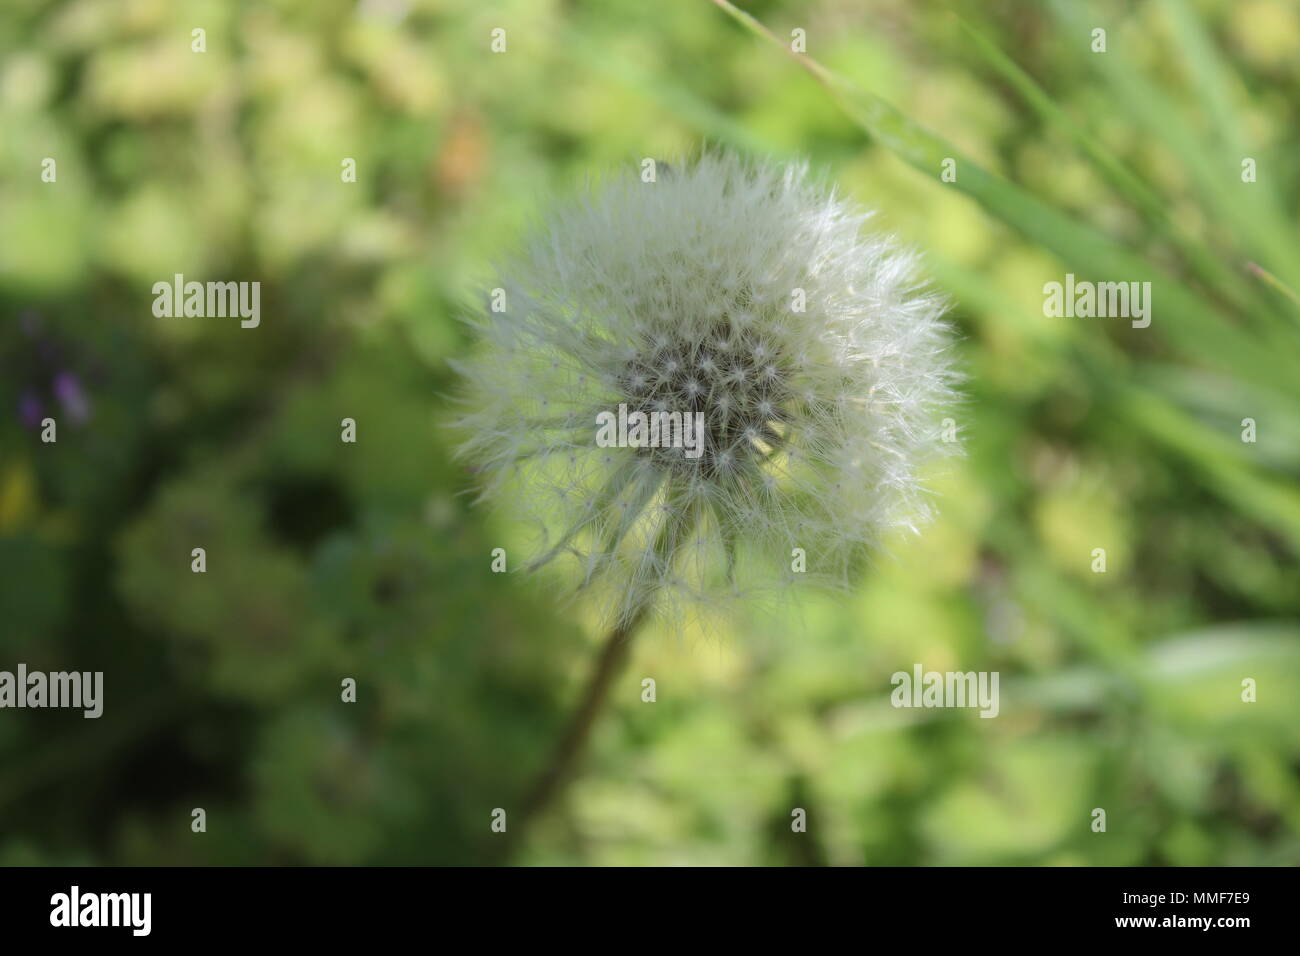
[453,151,961,629]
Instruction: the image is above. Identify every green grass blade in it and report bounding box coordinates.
[705,0,1297,396]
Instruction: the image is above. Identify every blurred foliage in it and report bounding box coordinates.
[1,0,1298,865]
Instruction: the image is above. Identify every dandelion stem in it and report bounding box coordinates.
[515,602,650,834]
[511,496,699,856]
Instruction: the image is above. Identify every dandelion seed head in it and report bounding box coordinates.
[453,151,961,627]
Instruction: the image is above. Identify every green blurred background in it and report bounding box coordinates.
[1,0,1298,865]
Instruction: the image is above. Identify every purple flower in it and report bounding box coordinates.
[8,312,98,429]
[18,390,44,430]
[53,371,91,423]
